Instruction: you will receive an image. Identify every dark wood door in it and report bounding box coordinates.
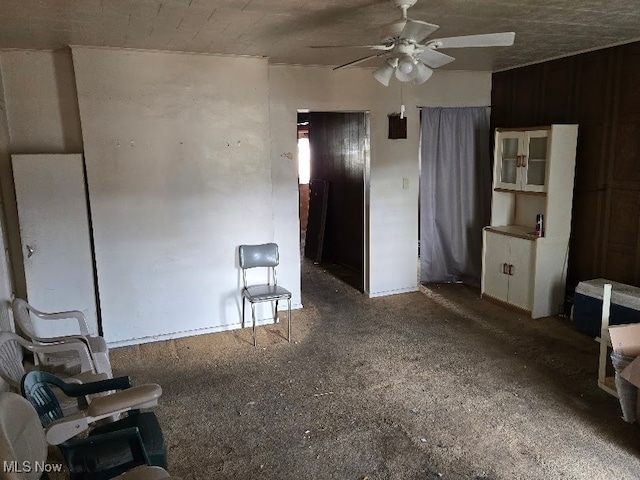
[307,112,368,290]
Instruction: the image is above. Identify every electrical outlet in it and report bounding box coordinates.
[402,178,409,189]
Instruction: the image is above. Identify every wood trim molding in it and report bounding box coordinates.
[481,293,533,317]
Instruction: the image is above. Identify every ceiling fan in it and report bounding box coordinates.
[311,0,515,86]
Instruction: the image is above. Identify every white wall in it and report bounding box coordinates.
[72,47,291,345]
[0,72,14,332]
[0,47,490,345]
[268,65,492,297]
[1,50,83,154]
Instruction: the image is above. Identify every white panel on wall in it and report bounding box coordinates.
[73,47,272,345]
[12,154,98,336]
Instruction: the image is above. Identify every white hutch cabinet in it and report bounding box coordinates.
[481,124,578,318]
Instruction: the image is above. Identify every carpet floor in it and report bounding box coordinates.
[106,261,640,479]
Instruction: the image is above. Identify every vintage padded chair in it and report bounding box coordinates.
[0,331,106,392]
[239,243,292,347]
[20,371,167,476]
[11,298,112,377]
[0,392,180,480]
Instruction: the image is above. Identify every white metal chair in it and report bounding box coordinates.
[11,298,112,377]
[239,243,292,347]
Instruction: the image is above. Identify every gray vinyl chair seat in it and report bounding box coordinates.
[245,284,292,302]
[239,243,292,347]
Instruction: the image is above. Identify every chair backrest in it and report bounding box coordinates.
[0,392,48,480]
[239,243,280,289]
[10,299,37,341]
[239,243,279,269]
[20,371,65,427]
[0,332,26,389]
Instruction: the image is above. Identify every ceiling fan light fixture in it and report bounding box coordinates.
[412,62,433,84]
[373,58,398,86]
[397,55,415,74]
[313,0,516,88]
[395,55,416,82]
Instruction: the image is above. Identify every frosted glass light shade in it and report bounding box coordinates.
[398,56,415,74]
[373,59,397,86]
[413,62,433,84]
[395,55,417,82]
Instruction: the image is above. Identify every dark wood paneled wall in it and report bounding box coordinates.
[308,112,367,285]
[491,41,640,289]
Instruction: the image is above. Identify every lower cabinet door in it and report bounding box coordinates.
[507,237,534,311]
[483,231,510,303]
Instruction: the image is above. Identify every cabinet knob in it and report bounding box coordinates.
[508,264,514,275]
[502,263,508,274]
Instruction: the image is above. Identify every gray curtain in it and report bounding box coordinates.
[419,107,491,286]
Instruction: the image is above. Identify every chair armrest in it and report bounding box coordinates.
[35,334,92,350]
[58,375,133,397]
[65,427,150,476]
[29,306,90,336]
[25,338,95,373]
[45,411,90,444]
[45,384,160,445]
[87,384,162,417]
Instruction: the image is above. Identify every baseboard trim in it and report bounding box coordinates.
[481,293,532,316]
[368,286,419,298]
[107,302,303,348]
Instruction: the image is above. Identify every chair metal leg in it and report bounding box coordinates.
[251,303,257,347]
[274,300,279,324]
[287,298,292,342]
[241,296,245,329]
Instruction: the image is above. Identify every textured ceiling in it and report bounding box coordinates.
[1,0,639,71]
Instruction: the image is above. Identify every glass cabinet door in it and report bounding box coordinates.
[497,134,520,189]
[522,131,548,192]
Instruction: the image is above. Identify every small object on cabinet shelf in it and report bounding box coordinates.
[535,214,544,237]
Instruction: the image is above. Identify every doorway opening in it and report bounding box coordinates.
[297,111,370,293]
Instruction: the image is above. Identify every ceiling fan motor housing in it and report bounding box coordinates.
[393,0,418,9]
[380,19,409,43]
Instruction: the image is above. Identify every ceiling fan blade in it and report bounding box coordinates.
[333,53,387,70]
[429,32,515,49]
[399,19,440,43]
[417,49,455,68]
[310,44,393,51]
